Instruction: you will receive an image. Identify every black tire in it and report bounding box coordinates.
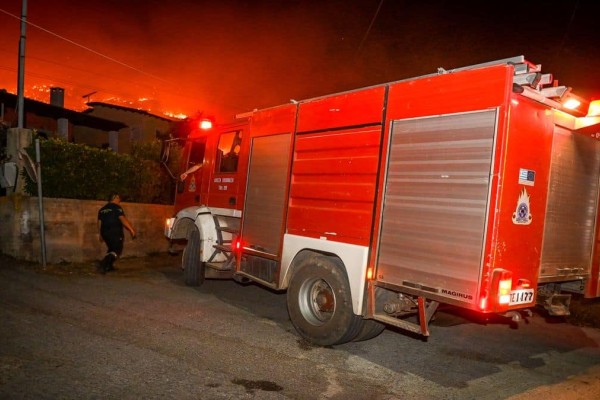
[353,286,392,342]
[287,255,363,346]
[352,319,385,342]
[182,228,205,286]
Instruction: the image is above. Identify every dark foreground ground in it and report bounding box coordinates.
[26,254,600,329]
[1,253,600,399]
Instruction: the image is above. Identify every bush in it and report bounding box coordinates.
[22,138,181,204]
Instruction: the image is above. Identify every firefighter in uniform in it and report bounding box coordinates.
[97,193,136,273]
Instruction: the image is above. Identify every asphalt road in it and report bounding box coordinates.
[1,254,599,399]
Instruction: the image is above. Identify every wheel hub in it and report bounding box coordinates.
[298,278,337,325]
[315,289,334,312]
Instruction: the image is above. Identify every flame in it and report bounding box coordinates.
[164,111,188,119]
[517,188,530,205]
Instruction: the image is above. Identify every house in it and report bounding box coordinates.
[83,102,177,153]
[1,89,128,150]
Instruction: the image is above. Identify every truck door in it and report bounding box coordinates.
[238,132,292,285]
[207,129,244,209]
[540,126,600,284]
[376,110,498,306]
[177,137,208,208]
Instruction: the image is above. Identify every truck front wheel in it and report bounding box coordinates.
[182,228,205,286]
[287,255,362,346]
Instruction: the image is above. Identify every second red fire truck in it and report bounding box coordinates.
[165,56,600,345]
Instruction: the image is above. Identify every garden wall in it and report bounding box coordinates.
[0,195,173,264]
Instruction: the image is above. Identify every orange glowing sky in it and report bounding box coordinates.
[1,0,599,123]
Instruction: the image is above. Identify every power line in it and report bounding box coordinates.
[0,7,173,86]
[0,60,213,112]
[555,0,580,63]
[1,59,242,118]
[355,0,385,59]
[0,46,205,105]
[0,48,159,92]
[0,6,248,114]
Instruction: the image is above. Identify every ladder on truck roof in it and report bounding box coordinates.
[439,55,576,112]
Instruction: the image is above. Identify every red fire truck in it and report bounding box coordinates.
[164,56,600,345]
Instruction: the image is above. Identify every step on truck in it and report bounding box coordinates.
[164,56,600,345]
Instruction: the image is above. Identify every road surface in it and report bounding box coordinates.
[1,254,599,399]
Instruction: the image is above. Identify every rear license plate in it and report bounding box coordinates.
[509,289,534,305]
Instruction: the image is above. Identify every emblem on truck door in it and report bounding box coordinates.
[512,188,532,225]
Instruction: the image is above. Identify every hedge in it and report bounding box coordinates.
[22,138,181,204]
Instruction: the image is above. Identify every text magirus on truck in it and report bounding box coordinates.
[163,56,600,346]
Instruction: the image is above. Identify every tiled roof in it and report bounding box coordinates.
[84,102,175,123]
[0,90,128,131]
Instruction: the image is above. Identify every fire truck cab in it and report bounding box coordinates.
[165,120,248,285]
[166,56,600,345]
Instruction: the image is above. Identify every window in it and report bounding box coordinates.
[216,130,242,173]
[189,139,206,167]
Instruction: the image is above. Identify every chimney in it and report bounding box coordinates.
[50,87,64,107]
[51,87,69,140]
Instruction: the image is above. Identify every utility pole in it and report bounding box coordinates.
[15,0,45,267]
[17,0,28,128]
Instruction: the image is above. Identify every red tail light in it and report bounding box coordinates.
[498,275,512,305]
[489,268,513,311]
[232,237,243,252]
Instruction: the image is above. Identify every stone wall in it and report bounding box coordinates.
[0,195,173,264]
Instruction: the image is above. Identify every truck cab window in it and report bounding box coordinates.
[217,130,242,173]
[189,140,206,167]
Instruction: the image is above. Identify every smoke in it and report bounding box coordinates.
[1,0,598,122]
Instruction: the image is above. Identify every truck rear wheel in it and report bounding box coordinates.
[182,228,205,286]
[287,255,362,346]
[352,287,390,342]
[352,319,385,342]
